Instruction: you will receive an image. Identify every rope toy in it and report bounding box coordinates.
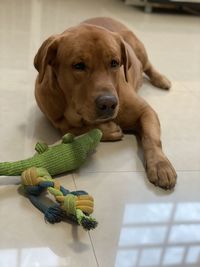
[21,167,98,230]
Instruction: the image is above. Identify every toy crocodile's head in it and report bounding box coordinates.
[75,129,102,153]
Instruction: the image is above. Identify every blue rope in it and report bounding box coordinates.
[28,194,65,223]
[24,182,88,224]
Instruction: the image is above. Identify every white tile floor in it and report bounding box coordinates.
[0,0,200,266]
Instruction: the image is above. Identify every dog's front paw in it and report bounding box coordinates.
[98,122,123,141]
[147,158,177,190]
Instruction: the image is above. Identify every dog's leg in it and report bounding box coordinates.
[98,121,123,141]
[65,122,123,141]
[138,105,177,189]
[119,30,171,90]
[144,62,171,90]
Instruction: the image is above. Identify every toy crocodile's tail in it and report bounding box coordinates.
[0,158,38,176]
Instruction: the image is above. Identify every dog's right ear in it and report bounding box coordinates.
[34,35,59,83]
[120,39,132,83]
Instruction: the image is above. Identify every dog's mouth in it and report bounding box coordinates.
[94,117,113,123]
[82,112,117,125]
[77,102,119,125]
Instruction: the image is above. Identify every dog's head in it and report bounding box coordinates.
[34,24,132,124]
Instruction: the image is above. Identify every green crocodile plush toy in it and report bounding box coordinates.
[0,129,102,176]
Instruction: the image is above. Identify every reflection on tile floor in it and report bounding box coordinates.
[75,172,200,267]
[0,0,200,266]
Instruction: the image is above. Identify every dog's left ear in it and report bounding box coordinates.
[120,39,132,83]
[34,35,60,83]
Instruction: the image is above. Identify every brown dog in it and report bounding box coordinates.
[34,17,177,189]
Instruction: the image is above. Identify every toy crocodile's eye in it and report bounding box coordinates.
[73,62,86,71]
[110,59,120,68]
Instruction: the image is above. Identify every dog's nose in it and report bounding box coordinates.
[95,94,118,118]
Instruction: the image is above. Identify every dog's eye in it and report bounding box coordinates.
[110,60,119,68]
[73,62,86,71]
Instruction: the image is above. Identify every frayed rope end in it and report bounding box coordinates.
[44,205,66,224]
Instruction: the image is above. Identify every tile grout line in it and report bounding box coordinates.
[88,232,100,267]
[75,169,200,174]
[77,170,146,174]
[72,173,100,267]
[72,173,78,191]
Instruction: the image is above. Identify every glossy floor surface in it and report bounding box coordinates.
[0,0,200,266]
